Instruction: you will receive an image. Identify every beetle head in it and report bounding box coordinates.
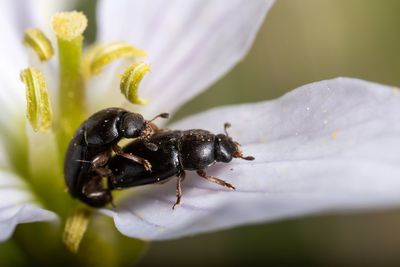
[215,134,237,162]
[119,112,146,138]
[215,133,255,163]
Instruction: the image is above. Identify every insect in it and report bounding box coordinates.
[108,123,254,209]
[64,107,168,207]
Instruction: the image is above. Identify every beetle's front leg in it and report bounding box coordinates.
[84,150,110,168]
[112,144,152,171]
[93,166,112,177]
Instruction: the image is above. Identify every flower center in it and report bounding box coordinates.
[19,11,151,252]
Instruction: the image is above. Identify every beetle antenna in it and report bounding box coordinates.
[149,112,169,122]
[233,152,255,161]
[233,141,255,161]
[224,122,231,136]
[240,155,255,161]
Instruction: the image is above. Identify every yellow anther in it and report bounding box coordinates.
[63,208,91,253]
[23,28,54,61]
[120,62,151,105]
[20,68,52,132]
[88,41,147,76]
[51,11,87,41]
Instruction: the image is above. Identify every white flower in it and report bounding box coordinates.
[108,77,400,239]
[1,0,400,249]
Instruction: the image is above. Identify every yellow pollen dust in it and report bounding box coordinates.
[51,11,88,41]
[83,42,148,77]
[20,68,52,132]
[23,28,54,61]
[63,209,91,253]
[120,62,151,105]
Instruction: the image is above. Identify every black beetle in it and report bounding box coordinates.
[108,123,254,209]
[64,107,168,207]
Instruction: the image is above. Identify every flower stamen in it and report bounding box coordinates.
[23,28,54,61]
[20,68,52,132]
[86,41,147,76]
[63,208,92,253]
[120,62,151,105]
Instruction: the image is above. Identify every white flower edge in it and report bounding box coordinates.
[0,170,58,242]
[0,204,58,242]
[93,0,275,116]
[102,77,400,240]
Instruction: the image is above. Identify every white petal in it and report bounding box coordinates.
[0,1,32,133]
[0,2,64,242]
[0,0,72,135]
[0,169,58,242]
[106,77,400,240]
[95,0,275,116]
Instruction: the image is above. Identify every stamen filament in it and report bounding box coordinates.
[120,62,151,105]
[20,68,52,131]
[23,28,54,61]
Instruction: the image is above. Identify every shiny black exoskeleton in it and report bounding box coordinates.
[64,107,168,207]
[108,125,254,209]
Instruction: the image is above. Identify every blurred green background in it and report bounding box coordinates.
[10,0,400,266]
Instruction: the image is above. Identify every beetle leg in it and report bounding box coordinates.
[142,113,170,140]
[196,170,236,190]
[172,172,185,210]
[80,151,110,168]
[93,167,112,177]
[141,115,169,152]
[112,144,152,171]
